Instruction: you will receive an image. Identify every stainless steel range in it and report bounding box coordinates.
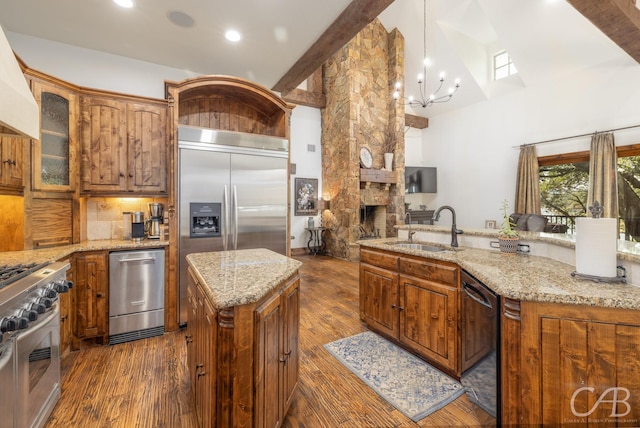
[0,261,71,428]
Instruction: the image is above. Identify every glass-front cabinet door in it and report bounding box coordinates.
[32,80,78,191]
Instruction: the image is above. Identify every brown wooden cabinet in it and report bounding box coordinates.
[255,276,300,428]
[59,257,74,356]
[72,250,108,343]
[503,300,640,426]
[398,274,458,374]
[31,79,79,192]
[186,266,300,427]
[0,136,24,193]
[359,259,399,338]
[81,95,167,195]
[359,247,461,377]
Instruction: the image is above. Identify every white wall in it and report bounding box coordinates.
[289,106,323,249]
[423,61,640,229]
[7,32,195,99]
[7,32,323,250]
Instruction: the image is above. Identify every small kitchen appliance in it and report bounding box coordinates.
[146,203,164,239]
[131,211,145,242]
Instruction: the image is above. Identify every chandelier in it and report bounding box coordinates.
[393,0,460,108]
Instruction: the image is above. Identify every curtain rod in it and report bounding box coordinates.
[512,123,640,149]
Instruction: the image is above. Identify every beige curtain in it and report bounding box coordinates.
[587,132,618,218]
[515,145,541,214]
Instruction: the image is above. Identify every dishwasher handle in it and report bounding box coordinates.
[118,256,156,263]
[462,281,493,310]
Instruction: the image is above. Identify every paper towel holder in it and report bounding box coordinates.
[588,201,604,218]
[570,266,627,283]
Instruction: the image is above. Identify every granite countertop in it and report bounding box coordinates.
[0,239,169,265]
[186,248,302,309]
[396,224,640,263]
[358,238,640,310]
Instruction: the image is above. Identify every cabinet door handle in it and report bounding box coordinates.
[96,292,104,298]
[196,363,203,368]
[399,306,404,311]
[3,159,16,166]
[391,304,396,309]
[197,371,206,378]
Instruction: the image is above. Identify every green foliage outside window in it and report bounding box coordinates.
[539,156,639,242]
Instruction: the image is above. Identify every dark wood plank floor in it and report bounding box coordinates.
[46,254,494,427]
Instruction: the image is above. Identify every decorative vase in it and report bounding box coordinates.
[308,217,315,228]
[498,236,520,253]
[384,152,394,171]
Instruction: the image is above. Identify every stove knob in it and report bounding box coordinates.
[43,288,57,299]
[30,301,46,314]
[19,309,38,322]
[67,280,74,289]
[16,317,29,330]
[54,280,70,293]
[36,297,53,309]
[0,317,17,332]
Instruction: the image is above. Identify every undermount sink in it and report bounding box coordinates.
[389,242,446,252]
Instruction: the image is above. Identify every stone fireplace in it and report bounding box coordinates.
[320,19,406,261]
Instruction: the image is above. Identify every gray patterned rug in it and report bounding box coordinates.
[324,331,464,422]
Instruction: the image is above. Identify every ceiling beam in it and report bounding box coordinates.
[567,0,640,63]
[271,0,395,94]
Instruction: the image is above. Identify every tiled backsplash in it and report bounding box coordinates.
[86,197,168,240]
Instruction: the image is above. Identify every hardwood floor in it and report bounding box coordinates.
[46,254,494,427]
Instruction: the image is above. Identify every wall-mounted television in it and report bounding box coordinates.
[405,167,437,194]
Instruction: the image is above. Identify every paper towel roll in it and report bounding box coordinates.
[575,217,617,278]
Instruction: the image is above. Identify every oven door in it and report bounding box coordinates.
[0,338,15,428]
[15,303,61,428]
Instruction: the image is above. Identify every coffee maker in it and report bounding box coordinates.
[146,203,164,239]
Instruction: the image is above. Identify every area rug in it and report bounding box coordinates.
[324,331,464,422]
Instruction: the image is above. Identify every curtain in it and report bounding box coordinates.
[587,132,618,218]
[515,145,541,214]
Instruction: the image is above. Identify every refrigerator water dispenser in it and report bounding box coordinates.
[190,202,221,238]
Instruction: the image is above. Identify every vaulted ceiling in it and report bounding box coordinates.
[0,0,638,119]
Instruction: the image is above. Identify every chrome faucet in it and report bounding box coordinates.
[432,205,464,247]
[404,212,416,243]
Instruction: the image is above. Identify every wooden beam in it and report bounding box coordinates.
[567,0,640,63]
[281,88,327,108]
[405,113,428,129]
[272,0,395,94]
[281,68,326,108]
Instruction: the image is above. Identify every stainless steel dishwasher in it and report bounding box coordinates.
[109,249,165,344]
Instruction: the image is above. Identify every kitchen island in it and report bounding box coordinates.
[358,237,640,426]
[185,248,302,428]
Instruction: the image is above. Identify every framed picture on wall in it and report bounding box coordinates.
[294,178,318,216]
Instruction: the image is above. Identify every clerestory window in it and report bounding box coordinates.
[494,50,517,80]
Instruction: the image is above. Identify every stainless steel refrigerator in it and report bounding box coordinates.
[178,126,289,325]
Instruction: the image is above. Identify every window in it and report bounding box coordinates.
[493,50,517,80]
[538,146,640,241]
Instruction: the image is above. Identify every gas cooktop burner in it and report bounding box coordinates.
[0,262,50,290]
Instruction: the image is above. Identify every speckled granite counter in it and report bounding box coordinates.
[0,239,168,265]
[358,238,640,310]
[186,248,302,309]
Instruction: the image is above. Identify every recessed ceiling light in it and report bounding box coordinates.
[113,0,134,8]
[167,10,195,28]
[225,30,242,42]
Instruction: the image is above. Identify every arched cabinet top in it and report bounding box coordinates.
[165,75,295,138]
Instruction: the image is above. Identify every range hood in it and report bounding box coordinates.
[0,25,38,139]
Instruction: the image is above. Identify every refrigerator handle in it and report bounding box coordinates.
[222,185,229,251]
[232,185,238,250]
